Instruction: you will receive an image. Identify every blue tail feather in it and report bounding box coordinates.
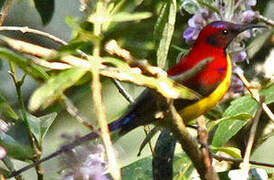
[108,112,137,133]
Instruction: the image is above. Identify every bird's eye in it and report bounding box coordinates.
[222,29,229,35]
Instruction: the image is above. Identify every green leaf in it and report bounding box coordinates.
[29,68,87,112]
[34,0,54,25]
[121,157,153,180]
[0,121,33,161]
[260,83,274,105]
[173,152,195,180]
[154,0,176,69]
[0,0,6,9]
[212,113,252,147]
[26,112,57,144]
[0,47,49,81]
[211,146,242,159]
[0,92,18,120]
[111,12,152,22]
[223,96,258,117]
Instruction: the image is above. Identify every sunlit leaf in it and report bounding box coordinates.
[101,57,199,100]
[223,96,258,117]
[111,12,152,22]
[211,146,242,159]
[34,0,54,25]
[29,68,87,112]
[0,47,49,81]
[212,113,252,147]
[154,0,176,69]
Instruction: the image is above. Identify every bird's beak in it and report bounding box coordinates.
[237,23,267,33]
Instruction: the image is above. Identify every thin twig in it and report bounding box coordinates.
[212,153,274,168]
[91,2,120,179]
[257,14,274,27]
[8,64,44,179]
[60,95,95,130]
[112,79,134,103]
[197,117,219,180]
[0,0,13,26]
[8,132,99,178]
[241,96,264,176]
[237,74,274,122]
[142,126,155,155]
[2,157,23,180]
[0,26,67,45]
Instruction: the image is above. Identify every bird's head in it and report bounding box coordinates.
[196,21,265,49]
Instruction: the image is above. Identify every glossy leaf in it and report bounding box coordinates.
[34,0,54,25]
[0,121,33,161]
[154,0,176,69]
[29,68,87,112]
[212,119,246,147]
[26,112,57,145]
[153,130,176,180]
[223,96,258,117]
[212,113,252,147]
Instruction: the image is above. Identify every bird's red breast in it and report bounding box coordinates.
[167,42,228,96]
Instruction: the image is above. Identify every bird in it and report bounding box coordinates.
[104,21,264,138]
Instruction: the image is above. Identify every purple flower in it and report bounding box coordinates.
[242,10,257,23]
[183,27,197,43]
[60,135,109,180]
[230,75,244,93]
[231,51,247,63]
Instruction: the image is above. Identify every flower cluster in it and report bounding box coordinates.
[180,0,260,93]
[60,134,109,180]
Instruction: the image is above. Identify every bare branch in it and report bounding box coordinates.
[241,97,264,175]
[237,73,274,122]
[197,117,219,180]
[212,153,274,168]
[0,0,13,26]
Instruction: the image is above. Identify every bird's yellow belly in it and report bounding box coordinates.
[179,55,232,123]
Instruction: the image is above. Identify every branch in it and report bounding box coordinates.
[212,153,274,168]
[241,96,264,176]
[0,26,67,45]
[166,100,208,180]
[237,73,274,122]
[0,0,13,26]
[197,117,219,180]
[257,14,274,27]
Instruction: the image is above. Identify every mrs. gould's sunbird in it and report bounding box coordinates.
[103,21,264,137]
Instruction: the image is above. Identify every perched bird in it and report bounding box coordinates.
[106,21,263,136]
